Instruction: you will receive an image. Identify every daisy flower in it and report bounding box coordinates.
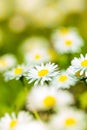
[50,108,87,130]
[20,37,50,54]
[52,27,84,53]
[0,111,32,130]
[4,64,28,81]
[26,86,74,111]
[24,47,51,65]
[0,54,17,72]
[26,62,58,85]
[51,70,76,89]
[67,54,87,79]
[15,121,48,130]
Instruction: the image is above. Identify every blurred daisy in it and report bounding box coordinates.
[32,5,60,27]
[15,0,44,14]
[52,28,84,53]
[67,54,87,79]
[15,121,48,130]
[67,66,81,80]
[21,37,53,64]
[26,62,58,85]
[26,86,74,111]
[59,0,85,14]
[0,54,17,72]
[24,47,51,64]
[8,15,26,33]
[0,111,32,130]
[20,37,50,54]
[50,108,87,130]
[4,64,28,81]
[51,70,76,89]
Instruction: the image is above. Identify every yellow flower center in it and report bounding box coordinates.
[81,60,87,67]
[10,120,17,128]
[0,59,7,67]
[65,117,76,126]
[38,69,49,77]
[65,40,72,46]
[43,96,56,108]
[34,54,41,60]
[60,28,69,35]
[58,75,68,82]
[14,68,23,75]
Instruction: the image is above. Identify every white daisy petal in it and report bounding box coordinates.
[4,64,28,81]
[51,70,76,89]
[67,54,87,79]
[52,27,84,54]
[26,62,59,85]
[26,86,74,111]
[0,111,32,130]
[50,108,87,130]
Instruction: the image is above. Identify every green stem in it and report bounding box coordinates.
[83,80,87,88]
[20,76,25,86]
[67,53,72,65]
[20,76,28,93]
[82,78,87,88]
[33,111,41,121]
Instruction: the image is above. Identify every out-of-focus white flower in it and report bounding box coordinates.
[26,86,74,111]
[52,28,84,54]
[0,111,32,130]
[26,62,58,85]
[32,5,61,27]
[51,70,76,89]
[20,37,57,63]
[20,37,50,54]
[15,0,44,14]
[8,15,27,33]
[0,54,17,72]
[24,47,51,64]
[67,54,87,79]
[50,108,87,130]
[15,121,48,130]
[4,64,28,81]
[58,0,85,14]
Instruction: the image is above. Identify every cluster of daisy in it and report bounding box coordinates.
[0,27,85,85]
[3,61,77,88]
[15,27,84,70]
[0,0,87,128]
[0,87,87,130]
[3,54,87,87]
[0,53,87,129]
[0,27,87,130]
[0,78,87,130]
[0,111,49,130]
